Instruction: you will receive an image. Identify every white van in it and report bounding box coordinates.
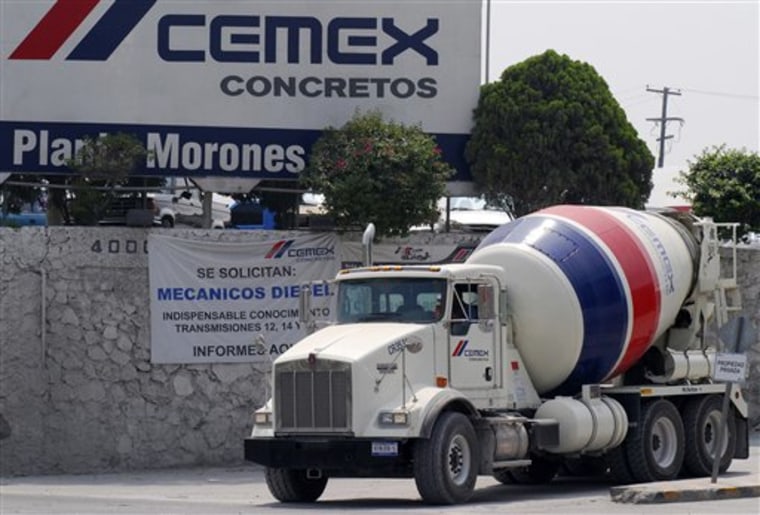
[151,178,232,229]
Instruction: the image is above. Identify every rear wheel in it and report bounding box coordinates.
[683,395,735,476]
[160,215,174,228]
[264,468,327,503]
[414,412,479,505]
[625,400,685,482]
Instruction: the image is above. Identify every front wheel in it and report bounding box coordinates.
[414,412,479,505]
[264,468,327,503]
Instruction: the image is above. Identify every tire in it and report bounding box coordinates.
[625,399,685,482]
[508,457,559,484]
[264,468,328,503]
[683,395,736,476]
[414,412,479,505]
[161,215,174,228]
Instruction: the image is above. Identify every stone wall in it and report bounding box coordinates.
[727,246,760,426]
[0,226,758,476]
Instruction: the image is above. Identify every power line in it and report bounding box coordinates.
[646,85,684,168]
[679,87,759,100]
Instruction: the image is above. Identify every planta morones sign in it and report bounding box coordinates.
[0,0,482,180]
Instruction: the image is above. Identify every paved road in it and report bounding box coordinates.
[2,435,758,514]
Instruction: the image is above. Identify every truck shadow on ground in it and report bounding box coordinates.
[261,477,615,510]
[258,470,759,510]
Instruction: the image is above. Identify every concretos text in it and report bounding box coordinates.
[220,75,437,99]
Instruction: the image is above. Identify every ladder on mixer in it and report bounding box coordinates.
[711,223,742,329]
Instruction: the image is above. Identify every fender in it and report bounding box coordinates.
[415,387,480,439]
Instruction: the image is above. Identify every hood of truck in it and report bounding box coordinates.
[277,323,429,364]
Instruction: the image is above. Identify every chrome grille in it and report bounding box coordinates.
[275,359,351,433]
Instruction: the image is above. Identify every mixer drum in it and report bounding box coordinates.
[468,205,696,395]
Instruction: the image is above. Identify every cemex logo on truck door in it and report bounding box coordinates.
[10,0,156,61]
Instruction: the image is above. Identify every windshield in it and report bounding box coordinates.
[336,277,447,324]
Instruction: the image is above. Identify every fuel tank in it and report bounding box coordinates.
[468,205,697,395]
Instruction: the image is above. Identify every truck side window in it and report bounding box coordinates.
[451,283,479,335]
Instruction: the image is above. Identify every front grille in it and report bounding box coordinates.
[275,359,351,433]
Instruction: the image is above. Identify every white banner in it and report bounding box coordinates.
[148,233,339,363]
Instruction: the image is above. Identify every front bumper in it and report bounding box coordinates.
[245,437,414,478]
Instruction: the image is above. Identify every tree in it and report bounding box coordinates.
[678,146,760,241]
[300,111,453,237]
[63,133,157,225]
[466,49,654,217]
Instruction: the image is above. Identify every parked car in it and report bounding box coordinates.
[411,196,514,233]
[149,178,232,229]
[0,201,47,226]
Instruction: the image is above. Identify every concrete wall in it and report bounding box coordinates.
[728,246,760,426]
[0,226,758,476]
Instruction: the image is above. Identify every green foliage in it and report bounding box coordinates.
[70,133,147,180]
[466,50,654,217]
[300,111,453,237]
[65,133,157,225]
[679,146,760,240]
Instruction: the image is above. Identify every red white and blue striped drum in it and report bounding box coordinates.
[469,205,697,395]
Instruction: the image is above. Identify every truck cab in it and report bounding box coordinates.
[246,264,543,503]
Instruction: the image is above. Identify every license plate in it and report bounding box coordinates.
[371,441,399,457]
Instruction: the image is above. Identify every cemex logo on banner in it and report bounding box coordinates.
[9,0,156,61]
[266,240,335,262]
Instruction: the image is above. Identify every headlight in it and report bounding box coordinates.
[378,410,409,426]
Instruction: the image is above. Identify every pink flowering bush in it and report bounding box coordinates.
[301,111,453,237]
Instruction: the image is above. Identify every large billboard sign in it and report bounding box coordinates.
[0,0,482,180]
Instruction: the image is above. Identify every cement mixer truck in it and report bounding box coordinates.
[244,205,750,505]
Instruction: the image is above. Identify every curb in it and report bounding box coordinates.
[610,483,760,504]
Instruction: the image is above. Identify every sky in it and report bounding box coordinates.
[486,0,759,205]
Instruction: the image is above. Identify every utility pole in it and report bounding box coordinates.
[646,86,684,167]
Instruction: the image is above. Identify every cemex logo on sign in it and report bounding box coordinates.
[10,0,438,66]
[266,240,335,262]
[10,0,156,61]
